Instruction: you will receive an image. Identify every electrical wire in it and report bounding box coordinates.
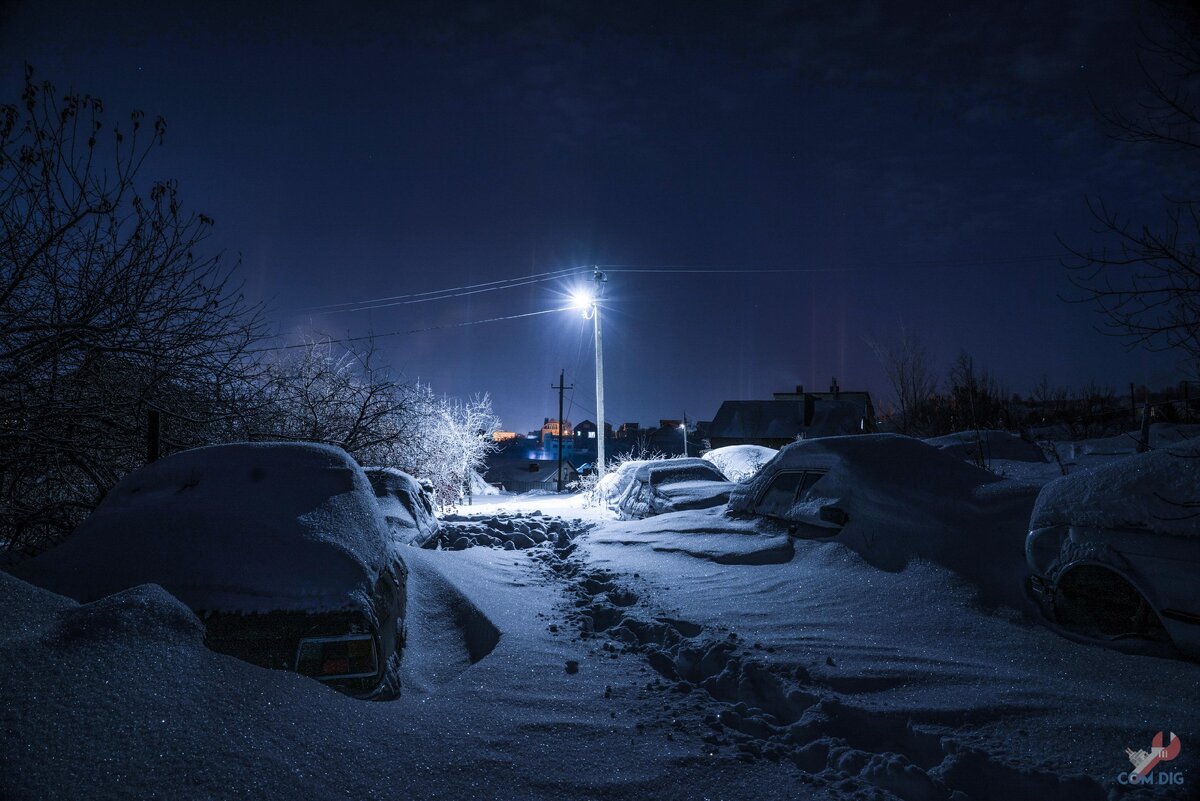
[246,306,574,353]
[595,254,1062,273]
[300,254,1064,317]
[300,266,587,315]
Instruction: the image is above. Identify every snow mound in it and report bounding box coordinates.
[925,430,1047,463]
[55,583,205,646]
[702,444,778,482]
[18,442,393,614]
[468,469,500,496]
[1031,441,1200,536]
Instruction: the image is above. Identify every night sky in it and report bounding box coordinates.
[1,1,1186,432]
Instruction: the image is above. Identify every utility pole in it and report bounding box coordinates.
[592,269,607,479]
[681,411,689,457]
[552,369,573,492]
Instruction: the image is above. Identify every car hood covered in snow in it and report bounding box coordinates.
[1031,441,1200,537]
[16,442,394,614]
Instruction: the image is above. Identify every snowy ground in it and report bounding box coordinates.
[3,483,1197,800]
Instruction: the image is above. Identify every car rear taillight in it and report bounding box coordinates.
[295,634,378,680]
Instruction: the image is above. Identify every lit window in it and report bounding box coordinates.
[588,432,596,439]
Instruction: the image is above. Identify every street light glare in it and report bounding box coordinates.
[569,288,594,311]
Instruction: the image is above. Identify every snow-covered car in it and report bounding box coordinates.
[614,458,733,520]
[1025,444,1200,659]
[363,466,440,546]
[15,442,408,699]
[728,434,1041,602]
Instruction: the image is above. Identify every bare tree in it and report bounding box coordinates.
[250,338,421,461]
[866,324,937,434]
[0,67,264,554]
[1065,5,1200,371]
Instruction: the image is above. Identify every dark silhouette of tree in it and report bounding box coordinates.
[0,66,265,553]
[865,324,937,435]
[1065,3,1200,370]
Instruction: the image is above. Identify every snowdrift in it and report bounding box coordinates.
[17,442,394,614]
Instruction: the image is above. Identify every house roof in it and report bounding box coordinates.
[483,454,579,487]
[708,400,806,441]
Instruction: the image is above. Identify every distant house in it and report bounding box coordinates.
[772,379,876,429]
[572,420,612,454]
[646,419,685,454]
[707,380,875,449]
[483,455,580,493]
[615,422,641,440]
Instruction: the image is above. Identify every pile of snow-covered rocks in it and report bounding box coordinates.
[427,511,590,550]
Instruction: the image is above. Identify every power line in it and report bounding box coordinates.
[595,254,1063,273]
[300,266,586,315]
[300,254,1064,317]
[246,306,573,353]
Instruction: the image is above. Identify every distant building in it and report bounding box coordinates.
[541,417,574,459]
[615,422,641,440]
[483,455,579,493]
[771,379,875,428]
[708,379,875,449]
[572,420,612,453]
[492,431,520,442]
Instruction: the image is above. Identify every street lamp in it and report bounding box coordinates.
[572,270,607,478]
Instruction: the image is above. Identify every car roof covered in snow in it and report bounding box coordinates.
[729,433,1001,513]
[1031,442,1200,537]
[593,458,655,505]
[925,430,1047,463]
[17,442,394,614]
[631,458,727,485]
[728,434,1037,602]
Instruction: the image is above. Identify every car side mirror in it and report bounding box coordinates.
[819,505,848,526]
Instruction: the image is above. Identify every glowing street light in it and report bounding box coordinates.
[569,288,594,312]
[573,270,607,478]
